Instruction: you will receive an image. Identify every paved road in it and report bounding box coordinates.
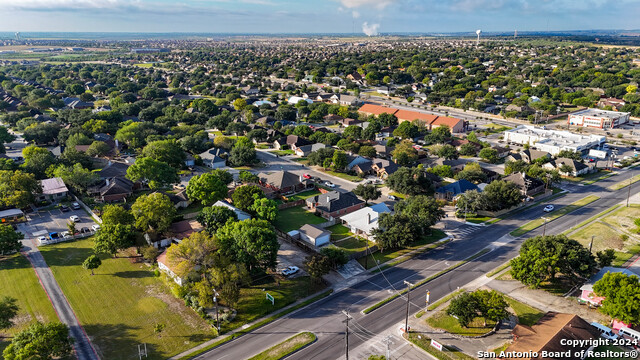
[21,239,100,360]
[195,167,640,360]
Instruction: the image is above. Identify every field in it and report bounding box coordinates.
[426,311,496,336]
[38,238,214,360]
[504,296,545,327]
[273,206,326,232]
[0,254,58,339]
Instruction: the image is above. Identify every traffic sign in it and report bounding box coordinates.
[266,292,274,305]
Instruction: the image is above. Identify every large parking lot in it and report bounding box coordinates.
[17,206,97,241]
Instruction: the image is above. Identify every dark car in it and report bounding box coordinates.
[60,205,70,212]
[80,227,90,233]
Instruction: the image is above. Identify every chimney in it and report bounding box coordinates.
[105,178,110,186]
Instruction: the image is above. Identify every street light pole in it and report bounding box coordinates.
[213,289,220,332]
[542,217,549,236]
[425,290,430,312]
[403,280,414,333]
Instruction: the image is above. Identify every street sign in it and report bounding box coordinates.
[430,339,443,351]
[266,292,274,305]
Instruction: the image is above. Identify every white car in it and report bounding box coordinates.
[324,181,335,188]
[69,215,80,222]
[37,236,47,243]
[71,202,81,210]
[92,225,101,232]
[388,195,398,201]
[543,205,555,212]
[281,266,299,276]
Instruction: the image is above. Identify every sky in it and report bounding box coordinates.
[0,0,638,35]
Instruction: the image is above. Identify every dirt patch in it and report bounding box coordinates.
[144,285,209,332]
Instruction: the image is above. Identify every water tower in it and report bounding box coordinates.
[475,29,482,45]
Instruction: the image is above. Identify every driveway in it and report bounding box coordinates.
[24,207,96,237]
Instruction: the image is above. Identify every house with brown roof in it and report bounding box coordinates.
[157,249,186,286]
[504,172,545,196]
[502,312,600,360]
[306,191,365,220]
[431,116,465,133]
[257,171,312,194]
[394,109,438,124]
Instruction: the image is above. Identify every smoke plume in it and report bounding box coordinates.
[362,22,380,36]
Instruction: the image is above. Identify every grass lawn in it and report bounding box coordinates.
[607,174,640,190]
[426,311,496,337]
[504,296,545,327]
[133,63,154,68]
[332,237,373,254]
[405,332,474,360]
[322,170,362,182]
[273,206,326,232]
[247,332,315,360]
[358,229,446,269]
[176,202,205,215]
[601,204,640,231]
[0,254,58,338]
[389,192,407,199]
[460,213,492,224]
[269,150,294,156]
[510,195,600,237]
[38,238,214,360]
[282,189,321,202]
[326,224,352,241]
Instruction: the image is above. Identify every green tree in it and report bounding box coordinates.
[430,125,451,143]
[483,180,521,211]
[238,170,259,183]
[216,219,279,271]
[167,232,218,277]
[319,247,349,270]
[0,170,41,208]
[197,206,238,234]
[332,150,348,171]
[393,121,418,139]
[93,224,135,257]
[504,160,529,175]
[475,290,509,327]
[456,163,487,184]
[52,164,98,194]
[251,196,278,222]
[232,185,265,212]
[593,272,640,325]
[0,296,19,330]
[436,144,459,160]
[229,137,257,166]
[0,224,23,255]
[233,98,247,111]
[459,143,477,156]
[478,148,499,163]
[596,249,616,268]
[305,254,331,283]
[353,184,381,205]
[510,235,596,288]
[126,157,179,189]
[100,204,134,227]
[392,140,418,166]
[186,172,229,206]
[556,150,582,161]
[394,195,445,236]
[131,193,176,233]
[427,164,453,178]
[141,139,186,169]
[22,145,56,179]
[386,167,433,195]
[3,322,73,360]
[85,141,112,157]
[359,146,376,158]
[82,255,102,275]
[447,292,479,328]
[372,213,418,251]
[0,127,16,144]
[455,189,486,213]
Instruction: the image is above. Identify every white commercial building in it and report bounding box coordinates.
[503,125,606,156]
[568,108,630,129]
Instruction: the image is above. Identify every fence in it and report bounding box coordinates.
[277,200,305,210]
[314,219,336,229]
[38,231,95,246]
[275,228,317,254]
[73,195,102,224]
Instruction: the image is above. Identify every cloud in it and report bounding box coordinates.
[362,21,379,36]
[352,10,360,18]
[0,0,134,10]
[335,0,398,10]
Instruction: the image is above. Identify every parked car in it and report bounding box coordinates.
[80,227,90,233]
[388,195,398,201]
[92,225,101,232]
[71,202,81,210]
[37,236,47,243]
[302,173,311,179]
[281,266,299,276]
[324,181,335,188]
[614,162,623,167]
[543,205,554,212]
[49,232,59,240]
[59,205,70,212]
[69,215,80,222]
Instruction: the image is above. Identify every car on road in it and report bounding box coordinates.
[37,236,47,243]
[543,205,555,212]
[281,266,299,276]
[59,204,70,212]
[387,195,398,201]
[324,181,335,188]
[614,162,623,167]
[71,202,81,210]
[92,225,101,232]
[69,215,80,222]
[302,173,311,179]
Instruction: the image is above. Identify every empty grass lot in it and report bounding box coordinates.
[269,150,294,156]
[510,195,600,237]
[0,254,58,338]
[504,296,545,327]
[282,189,321,202]
[273,206,326,232]
[426,311,496,337]
[38,238,214,360]
[247,332,316,360]
[332,237,373,255]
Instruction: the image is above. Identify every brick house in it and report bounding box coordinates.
[306,190,365,220]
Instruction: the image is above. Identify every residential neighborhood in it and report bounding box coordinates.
[2,16,640,360]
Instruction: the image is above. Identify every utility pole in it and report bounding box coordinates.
[589,236,594,254]
[213,289,221,332]
[425,290,430,312]
[403,281,414,333]
[383,335,393,360]
[342,310,352,360]
[542,217,549,236]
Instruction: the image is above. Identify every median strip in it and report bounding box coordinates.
[362,248,491,315]
[509,195,600,237]
[247,332,316,360]
[608,174,640,191]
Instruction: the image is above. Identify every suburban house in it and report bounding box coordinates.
[199,148,228,169]
[274,135,312,151]
[504,172,546,196]
[98,161,130,180]
[169,220,204,242]
[543,158,591,177]
[340,203,391,240]
[157,249,186,286]
[371,159,399,179]
[38,177,69,202]
[91,177,134,203]
[493,146,511,158]
[306,191,365,220]
[579,267,640,308]
[507,149,551,164]
[258,171,311,194]
[163,190,191,209]
[373,144,392,159]
[213,200,252,221]
[347,156,371,171]
[435,179,479,201]
[294,224,331,247]
[429,158,467,172]
[323,114,344,124]
[335,94,362,106]
[294,143,326,157]
[502,312,600,360]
